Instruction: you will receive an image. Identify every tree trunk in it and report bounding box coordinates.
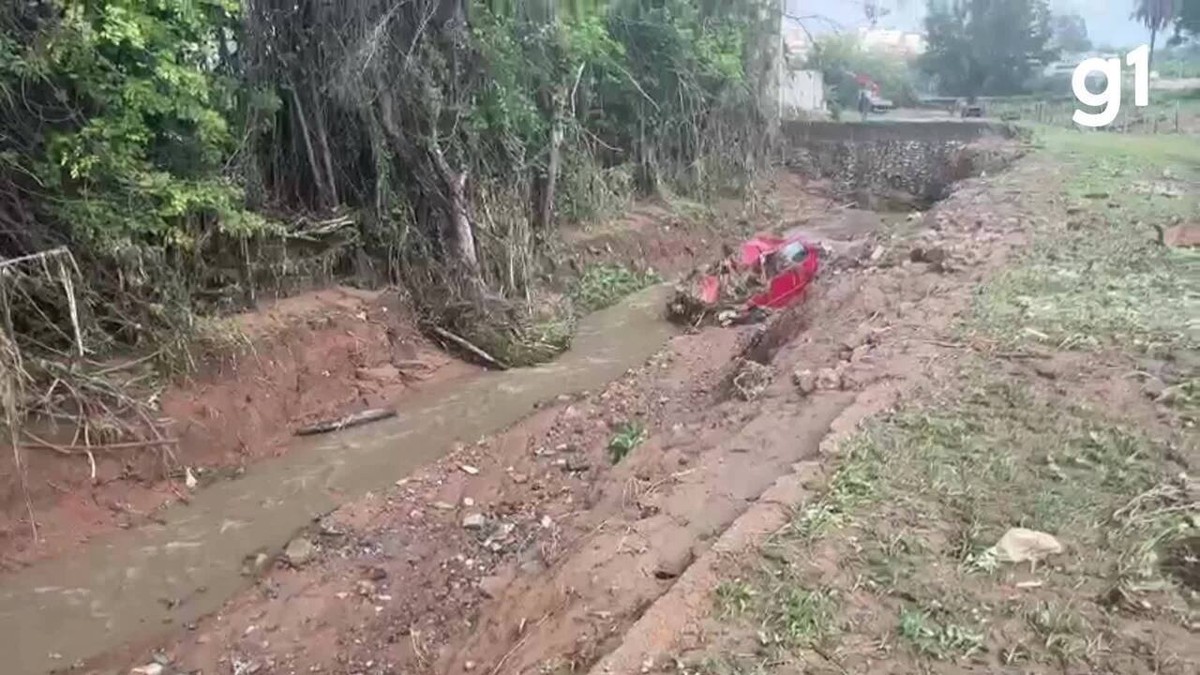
[289,86,335,210]
[374,88,481,279]
[532,86,563,231]
[1149,27,1158,70]
[439,161,481,275]
[310,82,339,208]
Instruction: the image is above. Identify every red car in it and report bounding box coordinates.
[687,233,820,322]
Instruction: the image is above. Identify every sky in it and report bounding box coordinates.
[784,0,1151,49]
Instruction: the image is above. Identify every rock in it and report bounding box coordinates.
[241,551,271,576]
[462,513,487,530]
[563,456,591,473]
[477,574,510,599]
[792,369,817,395]
[654,547,695,580]
[910,245,947,265]
[459,464,480,476]
[356,365,401,383]
[131,665,164,675]
[1142,377,1167,401]
[462,497,475,507]
[993,528,1063,564]
[432,501,455,511]
[284,537,316,567]
[509,472,529,484]
[1032,362,1058,380]
[815,367,843,391]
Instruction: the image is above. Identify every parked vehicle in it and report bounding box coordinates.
[956,98,985,118]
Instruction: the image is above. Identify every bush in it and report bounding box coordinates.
[805,35,919,110]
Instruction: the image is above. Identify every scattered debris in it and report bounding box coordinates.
[992,527,1063,566]
[731,359,774,401]
[1153,221,1200,248]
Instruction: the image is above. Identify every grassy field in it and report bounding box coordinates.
[694,129,1199,674]
[974,130,1199,356]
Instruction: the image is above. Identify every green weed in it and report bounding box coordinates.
[608,420,646,464]
[898,607,985,660]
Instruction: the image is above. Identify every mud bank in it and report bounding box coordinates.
[1,191,812,571]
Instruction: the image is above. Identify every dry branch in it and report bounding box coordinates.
[430,325,508,370]
[294,408,397,436]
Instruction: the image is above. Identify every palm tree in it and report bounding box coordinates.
[1132,0,1178,66]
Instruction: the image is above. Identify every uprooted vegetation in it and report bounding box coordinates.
[0,0,779,530]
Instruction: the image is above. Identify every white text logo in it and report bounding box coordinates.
[1072,45,1150,128]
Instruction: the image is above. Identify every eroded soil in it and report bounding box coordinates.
[0,177,835,573]
[71,137,1056,675]
[19,129,1194,675]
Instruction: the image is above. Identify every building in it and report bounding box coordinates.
[857,28,926,57]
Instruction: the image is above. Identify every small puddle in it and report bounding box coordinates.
[0,285,676,675]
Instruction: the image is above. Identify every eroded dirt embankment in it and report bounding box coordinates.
[69,127,1034,675]
[0,184,837,572]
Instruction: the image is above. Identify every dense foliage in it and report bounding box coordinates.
[920,0,1055,97]
[0,0,770,363]
[1170,0,1199,42]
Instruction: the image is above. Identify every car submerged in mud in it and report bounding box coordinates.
[667,233,820,326]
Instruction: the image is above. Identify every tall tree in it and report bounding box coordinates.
[1050,12,1092,53]
[920,0,1055,98]
[1132,0,1178,65]
[1170,0,1198,42]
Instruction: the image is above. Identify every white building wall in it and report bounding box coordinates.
[780,69,825,119]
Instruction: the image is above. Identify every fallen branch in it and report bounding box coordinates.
[430,326,508,370]
[294,407,397,436]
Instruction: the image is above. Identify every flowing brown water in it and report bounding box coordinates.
[1,285,675,675]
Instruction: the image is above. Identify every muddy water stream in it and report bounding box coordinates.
[1,286,675,675]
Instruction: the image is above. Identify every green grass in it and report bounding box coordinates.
[570,264,658,314]
[972,129,1200,355]
[897,606,985,660]
[709,363,1194,668]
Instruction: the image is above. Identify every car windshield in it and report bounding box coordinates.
[780,241,806,263]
